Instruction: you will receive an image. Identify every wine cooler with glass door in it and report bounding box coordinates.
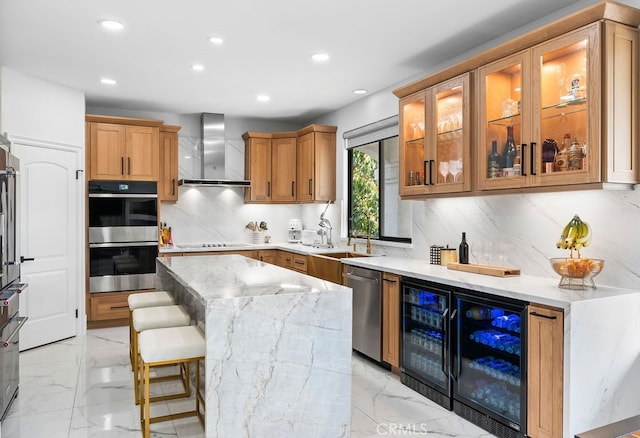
[453,292,527,438]
[401,280,528,438]
[400,279,453,410]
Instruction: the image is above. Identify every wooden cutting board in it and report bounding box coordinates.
[447,262,520,277]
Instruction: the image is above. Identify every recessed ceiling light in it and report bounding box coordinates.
[191,64,204,71]
[353,89,368,95]
[98,19,124,31]
[256,95,270,102]
[208,36,224,45]
[100,78,117,85]
[311,53,329,62]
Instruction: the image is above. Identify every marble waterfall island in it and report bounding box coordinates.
[156,254,353,437]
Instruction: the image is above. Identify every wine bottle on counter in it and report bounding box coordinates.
[487,140,501,178]
[501,126,517,176]
[459,232,469,264]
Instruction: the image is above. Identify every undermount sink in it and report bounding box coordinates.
[307,252,370,284]
[313,252,370,260]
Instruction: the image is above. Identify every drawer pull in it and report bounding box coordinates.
[110,305,129,310]
[530,311,557,320]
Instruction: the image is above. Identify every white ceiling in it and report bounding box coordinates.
[1,0,598,123]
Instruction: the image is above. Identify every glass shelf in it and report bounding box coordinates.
[541,98,587,120]
[487,113,522,127]
[406,137,424,145]
[437,127,463,137]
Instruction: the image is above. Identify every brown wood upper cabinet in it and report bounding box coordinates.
[399,73,471,198]
[243,132,296,203]
[394,3,640,196]
[296,125,337,203]
[243,124,336,204]
[87,115,162,181]
[159,125,181,202]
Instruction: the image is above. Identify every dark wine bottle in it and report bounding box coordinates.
[487,140,501,178]
[501,126,517,174]
[459,232,469,264]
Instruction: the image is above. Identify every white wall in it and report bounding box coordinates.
[1,67,85,145]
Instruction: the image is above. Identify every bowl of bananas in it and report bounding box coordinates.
[553,214,603,289]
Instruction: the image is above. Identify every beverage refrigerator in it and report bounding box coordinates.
[400,279,528,438]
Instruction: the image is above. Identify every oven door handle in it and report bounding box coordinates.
[89,242,158,248]
[2,316,28,348]
[88,193,158,199]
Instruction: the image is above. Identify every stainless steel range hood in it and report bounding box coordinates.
[178,113,251,187]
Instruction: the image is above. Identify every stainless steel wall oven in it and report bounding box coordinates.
[88,181,158,293]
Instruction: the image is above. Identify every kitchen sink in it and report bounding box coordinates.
[312,251,370,260]
[307,252,370,284]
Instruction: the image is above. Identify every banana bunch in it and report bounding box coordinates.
[556,214,591,254]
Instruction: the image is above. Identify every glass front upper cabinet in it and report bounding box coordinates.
[399,73,470,197]
[478,24,599,190]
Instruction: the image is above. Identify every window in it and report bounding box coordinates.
[345,117,411,243]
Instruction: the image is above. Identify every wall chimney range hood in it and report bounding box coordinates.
[178,113,251,187]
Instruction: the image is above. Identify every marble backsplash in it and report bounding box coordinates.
[161,187,639,291]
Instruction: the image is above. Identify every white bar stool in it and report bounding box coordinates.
[128,291,175,367]
[131,305,191,404]
[138,325,205,438]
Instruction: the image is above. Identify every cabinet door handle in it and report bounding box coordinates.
[121,157,124,175]
[429,160,434,185]
[530,142,536,175]
[291,181,295,197]
[308,178,312,195]
[530,311,557,320]
[423,161,429,185]
[383,278,397,284]
[172,179,176,196]
[521,144,527,176]
[267,181,271,197]
[128,157,131,175]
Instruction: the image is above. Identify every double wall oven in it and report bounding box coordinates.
[88,181,158,293]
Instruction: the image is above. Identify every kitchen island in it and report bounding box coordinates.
[156,254,352,437]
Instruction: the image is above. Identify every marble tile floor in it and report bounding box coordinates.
[1,326,496,437]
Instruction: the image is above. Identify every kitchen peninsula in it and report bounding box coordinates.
[155,254,352,437]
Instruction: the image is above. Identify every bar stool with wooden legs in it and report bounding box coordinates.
[131,305,191,405]
[138,325,205,438]
[128,291,175,368]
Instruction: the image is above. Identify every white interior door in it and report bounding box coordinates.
[11,137,82,351]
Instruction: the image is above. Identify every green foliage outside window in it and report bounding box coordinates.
[351,150,379,238]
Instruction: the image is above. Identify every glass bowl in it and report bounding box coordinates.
[550,257,604,290]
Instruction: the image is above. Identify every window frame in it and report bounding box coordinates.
[347,136,411,244]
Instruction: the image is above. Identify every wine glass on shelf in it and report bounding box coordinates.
[470,240,483,265]
[438,161,450,183]
[449,159,462,182]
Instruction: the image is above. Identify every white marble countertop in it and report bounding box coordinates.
[157,254,351,302]
[341,256,640,309]
[158,241,363,256]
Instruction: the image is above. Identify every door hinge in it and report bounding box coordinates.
[75,308,78,318]
[76,169,84,180]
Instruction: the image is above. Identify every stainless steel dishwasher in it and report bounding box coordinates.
[346,265,382,361]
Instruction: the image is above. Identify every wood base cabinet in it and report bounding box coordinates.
[382,272,401,368]
[528,304,563,438]
[88,290,153,328]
